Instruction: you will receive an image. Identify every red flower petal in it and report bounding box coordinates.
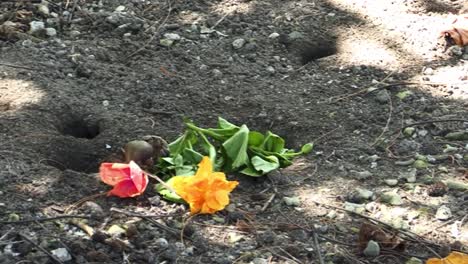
[99,163,130,186]
[100,161,148,198]
[108,179,140,198]
[128,161,148,192]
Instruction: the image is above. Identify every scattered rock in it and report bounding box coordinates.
[108,225,126,237]
[29,21,45,35]
[155,238,169,249]
[406,257,423,264]
[283,196,300,207]
[115,5,126,12]
[446,180,468,191]
[403,127,415,137]
[384,179,399,186]
[160,39,174,47]
[289,229,309,242]
[435,205,452,220]
[354,170,372,180]
[413,160,428,169]
[266,66,275,75]
[445,131,468,141]
[164,33,181,41]
[401,168,417,183]
[344,202,366,214]
[257,230,276,245]
[37,5,50,17]
[51,248,72,262]
[252,258,269,264]
[268,32,280,39]
[380,192,403,206]
[82,201,104,219]
[375,89,390,104]
[346,188,374,203]
[232,38,246,49]
[363,240,380,257]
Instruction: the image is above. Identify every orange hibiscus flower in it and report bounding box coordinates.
[169,157,239,215]
[99,161,148,198]
[426,251,468,264]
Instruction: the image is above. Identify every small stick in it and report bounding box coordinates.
[261,193,276,212]
[210,11,231,30]
[65,192,107,213]
[395,119,468,135]
[0,63,38,71]
[69,219,95,237]
[145,172,177,194]
[0,215,91,224]
[312,231,325,264]
[18,233,64,264]
[371,94,393,146]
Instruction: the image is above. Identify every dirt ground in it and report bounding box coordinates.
[0,0,467,263]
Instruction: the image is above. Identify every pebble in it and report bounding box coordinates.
[164,33,181,41]
[363,240,380,257]
[107,225,126,236]
[212,69,223,78]
[354,170,372,180]
[232,38,246,49]
[423,67,434,75]
[344,202,365,214]
[405,257,423,264]
[375,89,390,104]
[413,160,428,169]
[403,127,415,137]
[51,248,72,262]
[45,28,57,37]
[448,46,463,56]
[82,201,104,219]
[29,21,45,34]
[283,196,300,206]
[384,179,399,186]
[380,192,403,206]
[37,4,50,16]
[160,39,174,47]
[401,168,417,183]
[268,32,280,39]
[115,5,126,12]
[69,30,81,38]
[266,66,275,74]
[446,180,468,191]
[252,258,268,264]
[435,205,452,220]
[155,238,169,249]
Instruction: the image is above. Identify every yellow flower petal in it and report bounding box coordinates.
[168,156,238,215]
[426,252,468,264]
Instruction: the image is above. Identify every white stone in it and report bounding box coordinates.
[115,5,126,12]
[163,33,181,41]
[232,38,246,49]
[45,28,57,37]
[29,21,45,34]
[268,32,280,39]
[51,248,72,262]
[37,5,50,16]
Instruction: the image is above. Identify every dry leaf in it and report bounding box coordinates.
[358,222,406,252]
[426,251,468,264]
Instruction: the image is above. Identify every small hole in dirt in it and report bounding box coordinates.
[61,118,100,139]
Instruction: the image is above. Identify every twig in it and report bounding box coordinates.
[18,233,64,264]
[0,228,15,241]
[395,119,468,135]
[261,193,276,212]
[124,0,172,60]
[180,214,196,245]
[145,171,177,194]
[210,11,231,30]
[371,93,393,146]
[312,232,325,264]
[69,219,95,237]
[109,208,184,239]
[65,192,107,213]
[0,215,91,224]
[0,63,38,71]
[312,126,342,143]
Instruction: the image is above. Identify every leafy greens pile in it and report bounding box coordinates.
[158,117,313,178]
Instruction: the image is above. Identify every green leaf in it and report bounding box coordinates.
[251,155,280,174]
[301,143,314,154]
[197,132,217,164]
[240,165,263,177]
[182,148,203,164]
[155,178,185,203]
[261,131,285,153]
[168,131,196,156]
[217,117,239,129]
[248,131,264,147]
[175,165,196,176]
[222,125,250,170]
